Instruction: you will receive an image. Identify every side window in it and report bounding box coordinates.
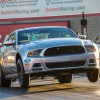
[95,35,100,44]
[8,33,16,42]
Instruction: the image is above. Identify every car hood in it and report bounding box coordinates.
[24,38,84,49]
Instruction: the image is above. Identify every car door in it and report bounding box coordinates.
[2,32,17,74]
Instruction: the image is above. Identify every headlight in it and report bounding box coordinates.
[85,45,96,52]
[27,49,42,57]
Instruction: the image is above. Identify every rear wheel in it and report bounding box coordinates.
[17,59,30,88]
[0,66,11,87]
[86,69,99,82]
[58,74,73,83]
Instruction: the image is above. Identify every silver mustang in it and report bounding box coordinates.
[0,26,99,88]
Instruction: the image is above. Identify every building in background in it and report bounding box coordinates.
[0,0,100,45]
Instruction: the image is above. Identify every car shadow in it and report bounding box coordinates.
[0,81,99,99]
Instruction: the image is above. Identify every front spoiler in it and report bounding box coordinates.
[25,66,99,74]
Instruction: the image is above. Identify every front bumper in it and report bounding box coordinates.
[23,52,99,74]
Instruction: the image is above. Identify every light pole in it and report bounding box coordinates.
[81,12,87,38]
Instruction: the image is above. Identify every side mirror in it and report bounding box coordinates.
[79,35,87,40]
[4,41,15,45]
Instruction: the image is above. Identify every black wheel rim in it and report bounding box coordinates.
[19,71,23,85]
[17,65,23,85]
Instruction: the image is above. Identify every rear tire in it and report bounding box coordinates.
[58,74,72,83]
[0,66,11,87]
[86,69,99,82]
[17,59,29,88]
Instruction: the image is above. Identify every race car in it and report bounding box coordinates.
[0,26,99,88]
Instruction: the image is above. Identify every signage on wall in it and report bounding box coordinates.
[0,0,100,19]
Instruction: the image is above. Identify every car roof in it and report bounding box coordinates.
[16,26,67,32]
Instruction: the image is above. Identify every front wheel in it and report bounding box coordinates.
[58,74,73,83]
[86,69,99,82]
[17,59,30,88]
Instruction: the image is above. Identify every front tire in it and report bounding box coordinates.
[86,69,99,82]
[0,66,11,87]
[58,74,73,83]
[17,59,29,88]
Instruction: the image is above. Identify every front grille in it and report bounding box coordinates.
[44,46,85,56]
[45,61,86,69]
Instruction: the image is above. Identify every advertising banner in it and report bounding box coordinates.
[0,0,100,19]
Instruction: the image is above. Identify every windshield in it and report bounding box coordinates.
[18,27,77,44]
